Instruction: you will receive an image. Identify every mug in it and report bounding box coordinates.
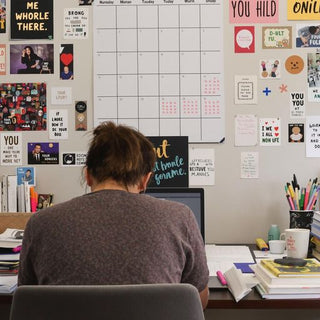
[269,240,286,254]
[280,228,310,259]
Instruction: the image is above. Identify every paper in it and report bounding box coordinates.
[51,87,72,105]
[0,133,22,166]
[234,75,257,104]
[259,118,281,146]
[64,8,89,39]
[49,109,68,140]
[290,92,305,118]
[306,116,320,157]
[235,114,257,146]
[241,152,259,179]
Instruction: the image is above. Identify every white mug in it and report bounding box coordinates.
[280,228,310,259]
[269,240,286,254]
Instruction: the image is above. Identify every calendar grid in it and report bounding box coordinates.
[93,1,224,142]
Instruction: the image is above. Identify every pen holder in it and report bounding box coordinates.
[289,210,314,257]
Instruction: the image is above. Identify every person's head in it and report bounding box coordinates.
[309,26,320,35]
[25,169,31,177]
[85,121,156,192]
[33,144,41,154]
[63,65,69,74]
[24,46,34,56]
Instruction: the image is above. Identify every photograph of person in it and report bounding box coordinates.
[10,44,54,74]
[60,44,73,80]
[17,167,35,186]
[28,143,43,164]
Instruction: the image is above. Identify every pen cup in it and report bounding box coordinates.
[289,210,314,257]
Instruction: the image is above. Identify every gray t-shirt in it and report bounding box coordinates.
[18,190,209,292]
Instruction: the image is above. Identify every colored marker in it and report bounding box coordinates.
[216,271,227,286]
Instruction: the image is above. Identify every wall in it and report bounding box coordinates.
[1,1,320,244]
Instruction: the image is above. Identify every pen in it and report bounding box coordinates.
[216,270,227,286]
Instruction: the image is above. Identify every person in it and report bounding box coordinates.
[22,169,33,183]
[28,143,42,164]
[60,65,74,80]
[297,25,320,47]
[18,46,43,74]
[18,121,209,309]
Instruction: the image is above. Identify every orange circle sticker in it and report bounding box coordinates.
[285,55,304,74]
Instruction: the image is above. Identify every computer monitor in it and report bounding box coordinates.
[145,188,205,241]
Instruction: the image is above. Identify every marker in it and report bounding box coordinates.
[216,270,227,286]
[256,238,268,251]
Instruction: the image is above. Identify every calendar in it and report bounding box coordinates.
[93,0,224,143]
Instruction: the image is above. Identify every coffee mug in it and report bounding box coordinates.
[280,228,310,259]
[269,240,286,254]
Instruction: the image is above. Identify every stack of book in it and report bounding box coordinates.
[252,258,320,299]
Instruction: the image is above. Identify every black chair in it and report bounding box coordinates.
[10,283,205,320]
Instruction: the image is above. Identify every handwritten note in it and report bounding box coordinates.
[241,152,259,179]
[235,114,258,146]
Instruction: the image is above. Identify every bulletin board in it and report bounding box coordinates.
[92,0,225,143]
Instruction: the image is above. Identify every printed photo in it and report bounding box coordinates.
[288,123,304,143]
[0,82,47,131]
[296,25,320,48]
[27,142,59,165]
[0,0,6,33]
[307,53,320,88]
[60,44,73,80]
[10,44,54,74]
[260,59,280,79]
[17,167,35,186]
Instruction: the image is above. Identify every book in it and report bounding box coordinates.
[260,258,320,277]
[312,248,320,261]
[0,229,23,248]
[1,175,8,213]
[7,175,17,212]
[253,263,320,286]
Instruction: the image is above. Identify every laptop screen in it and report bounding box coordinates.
[145,188,205,241]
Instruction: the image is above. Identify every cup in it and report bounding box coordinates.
[269,240,286,254]
[280,228,310,259]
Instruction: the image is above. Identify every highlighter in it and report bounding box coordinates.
[256,238,269,251]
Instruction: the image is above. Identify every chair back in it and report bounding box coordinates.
[10,283,205,320]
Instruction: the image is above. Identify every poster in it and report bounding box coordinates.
[262,26,292,49]
[235,114,258,146]
[60,44,74,80]
[290,92,305,118]
[189,147,215,186]
[306,116,320,157]
[62,152,86,166]
[259,118,281,146]
[147,136,188,188]
[241,152,259,179]
[288,0,320,20]
[307,52,320,102]
[75,101,87,131]
[0,44,5,75]
[0,133,22,166]
[0,0,5,33]
[234,26,255,53]
[296,25,320,47]
[288,123,304,143]
[17,167,35,186]
[229,0,278,23]
[234,75,257,104]
[49,109,68,140]
[10,0,53,39]
[64,8,88,39]
[51,87,72,105]
[27,142,59,165]
[0,82,47,131]
[10,44,54,74]
[260,59,280,79]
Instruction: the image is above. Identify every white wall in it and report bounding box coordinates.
[1,1,319,244]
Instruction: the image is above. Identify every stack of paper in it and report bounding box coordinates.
[252,259,320,299]
[0,275,18,294]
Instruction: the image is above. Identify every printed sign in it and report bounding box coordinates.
[259,118,281,146]
[27,142,59,165]
[49,109,68,140]
[234,26,255,53]
[262,26,292,49]
[147,136,188,188]
[0,133,22,165]
[0,82,47,131]
[229,0,278,23]
[288,0,320,20]
[10,0,53,39]
[64,8,88,39]
[235,75,257,104]
[288,123,304,143]
[306,116,320,157]
[0,0,6,33]
[290,92,305,118]
[0,44,5,75]
[62,152,86,166]
[51,87,72,105]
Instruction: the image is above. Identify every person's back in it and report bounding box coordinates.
[18,121,209,308]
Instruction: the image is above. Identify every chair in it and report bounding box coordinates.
[10,283,205,320]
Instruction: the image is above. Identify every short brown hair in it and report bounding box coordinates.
[86,122,156,187]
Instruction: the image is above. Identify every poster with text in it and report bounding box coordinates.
[62,152,86,166]
[10,0,53,39]
[0,133,22,166]
[189,147,215,186]
[234,75,257,104]
[49,109,68,140]
[235,114,258,146]
[17,166,35,186]
[51,87,72,105]
[10,43,54,74]
[0,82,47,131]
[64,8,88,39]
[259,118,281,146]
[262,26,292,49]
[0,44,5,75]
[147,136,188,188]
[296,24,320,47]
[234,26,255,53]
[241,152,259,179]
[60,44,74,80]
[307,52,320,102]
[27,142,59,165]
[306,116,320,157]
[229,0,278,23]
[288,0,320,20]
[290,92,305,118]
[0,0,6,33]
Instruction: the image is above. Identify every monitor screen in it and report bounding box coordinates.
[145,188,205,241]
